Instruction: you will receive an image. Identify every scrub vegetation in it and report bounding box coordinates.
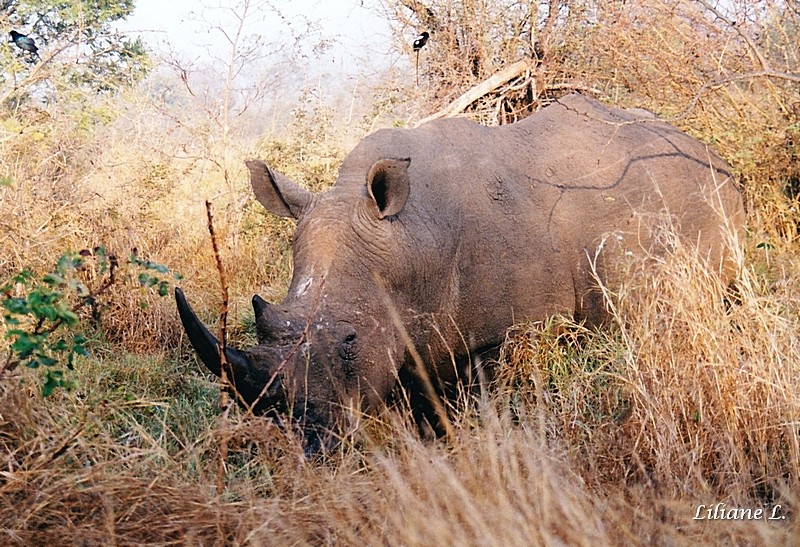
[1,0,799,544]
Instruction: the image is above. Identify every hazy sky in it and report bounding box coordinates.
[119,0,395,78]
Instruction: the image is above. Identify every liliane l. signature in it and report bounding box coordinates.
[693,503,786,520]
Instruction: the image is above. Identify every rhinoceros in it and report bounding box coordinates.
[176,94,744,452]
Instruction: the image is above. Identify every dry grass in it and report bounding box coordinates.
[2,1,800,544]
[2,270,799,545]
[2,160,798,544]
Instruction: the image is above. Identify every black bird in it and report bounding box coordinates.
[9,30,40,59]
[412,31,429,52]
[413,31,429,85]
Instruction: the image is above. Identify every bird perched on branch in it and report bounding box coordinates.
[412,31,429,85]
[9,30,40,60]
[413,31,429,52]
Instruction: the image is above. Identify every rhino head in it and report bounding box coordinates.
[176,157,424,454]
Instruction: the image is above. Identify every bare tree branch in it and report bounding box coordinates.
[666,68,800,123]
[397,0,439,31]
[693,0,770,70]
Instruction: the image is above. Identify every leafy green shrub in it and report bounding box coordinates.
[1,247,181,395]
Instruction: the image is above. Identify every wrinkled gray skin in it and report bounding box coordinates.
[176,94,744,453]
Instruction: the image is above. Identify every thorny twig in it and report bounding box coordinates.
[204,200,232,539]
[693,0,770,70]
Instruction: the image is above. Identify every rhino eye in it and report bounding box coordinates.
[339,332,358,361]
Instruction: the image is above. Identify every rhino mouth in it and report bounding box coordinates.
[291,405,339,457]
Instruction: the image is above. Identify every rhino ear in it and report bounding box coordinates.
[246,159,312,219]
[366,158,411,219]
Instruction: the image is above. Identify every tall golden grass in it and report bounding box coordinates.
[2,1,800,544]
[1,230,798,544]
[2,104,799,543]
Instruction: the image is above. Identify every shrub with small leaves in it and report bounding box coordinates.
[130,249,179,300]
[1,247,181,396]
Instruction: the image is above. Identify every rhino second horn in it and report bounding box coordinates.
[174,287,250,378]
[252,293,288,332]
[252,294,269,321]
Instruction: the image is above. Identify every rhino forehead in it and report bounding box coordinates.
[293,276,313,298]
[293,204,397,282]
[292,215,349,279]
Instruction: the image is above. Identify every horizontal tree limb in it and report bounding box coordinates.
[415,60,531,126]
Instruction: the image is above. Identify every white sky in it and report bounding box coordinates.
[118,0,395,78]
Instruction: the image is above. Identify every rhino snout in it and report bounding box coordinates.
[179,287,374,455]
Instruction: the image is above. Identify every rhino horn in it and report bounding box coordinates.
[252,294,273,322]
[174,287,251,378]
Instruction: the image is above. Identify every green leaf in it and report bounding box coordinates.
[55,305,79,325]
[28,290,61,321]
[0,176,14,187]
[72,334,89,356]
[148,263,169,274]
[56,255,75,274]
[3,297,30,315]
[35,353,58,367]
[11,332,40,357]
[11,270,34,284]
[138,273,160,288]
[43,273,66,286]
[42,370,64,397]
[51,339,70,352]
[29,304,53,321]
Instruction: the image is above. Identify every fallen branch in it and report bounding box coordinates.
[415,59,531,126]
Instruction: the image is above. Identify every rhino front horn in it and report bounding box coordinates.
[174,287,251,378]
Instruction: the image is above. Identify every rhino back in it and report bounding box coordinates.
[335,94,742,349]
